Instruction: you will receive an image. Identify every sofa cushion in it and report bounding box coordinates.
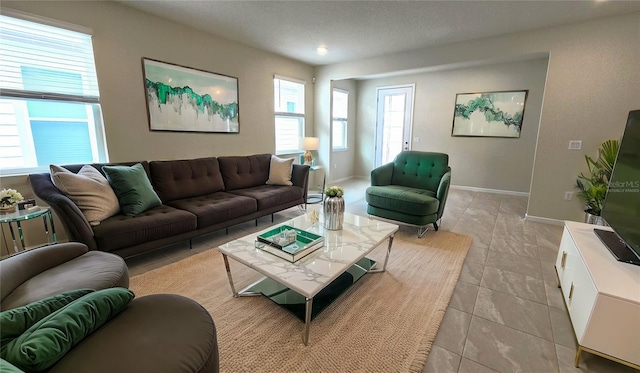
[0,252,129,311]
[218,154,271,190]
[150,157,225,203]
[167,192,256,228]
[228,185,304,210]
[92,205,197,253]
[366,185,439,216]
[102,163,162,216]
[2,288,134,372]
[1,289,94,344]
[265,155,294,186]
[50,165,120,226]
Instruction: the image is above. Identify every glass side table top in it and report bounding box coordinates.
[0,206,51,222]
[0,206,57,253]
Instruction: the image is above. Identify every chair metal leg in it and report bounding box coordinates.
[433,221,439,231]
[417,226,429,238]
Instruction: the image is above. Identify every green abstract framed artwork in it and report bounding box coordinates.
[142,58,239,133]
[451,90,528,138]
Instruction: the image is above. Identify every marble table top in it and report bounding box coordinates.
[218,212,398,298]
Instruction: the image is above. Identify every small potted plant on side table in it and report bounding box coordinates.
[575,139,619,225]
[0,188,24,213]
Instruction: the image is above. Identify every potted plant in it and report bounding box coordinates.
[0,188,24,213]
[575,139,619,225]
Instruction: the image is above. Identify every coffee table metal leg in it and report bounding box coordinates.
[369,234,394,273]
[222,254,262,297]
[222,254,239,297]
[303,297,313,346]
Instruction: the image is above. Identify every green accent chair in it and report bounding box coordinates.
[366,151,451,237]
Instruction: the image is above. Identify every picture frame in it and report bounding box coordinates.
[451,90,528,138]
[141,58,239,133]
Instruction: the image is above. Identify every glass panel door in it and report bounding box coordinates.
[375,85,414,167]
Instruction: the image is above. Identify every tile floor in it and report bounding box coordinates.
[125,178,637,373]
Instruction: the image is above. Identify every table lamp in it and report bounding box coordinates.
[301,137,319,165]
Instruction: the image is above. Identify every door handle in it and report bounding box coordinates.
[561,251,567,268]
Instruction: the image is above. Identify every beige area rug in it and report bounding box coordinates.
[130,229,471,373]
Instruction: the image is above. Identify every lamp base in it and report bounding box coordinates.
[303,151,313,165]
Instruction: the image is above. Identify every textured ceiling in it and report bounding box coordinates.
[118,1,640,66]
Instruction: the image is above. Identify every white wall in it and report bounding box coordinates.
[0,1,314,253]
[315,12,640,221]
[356,58,548,193]
[329,79,357,182]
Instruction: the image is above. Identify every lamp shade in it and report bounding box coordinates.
[301,137,319,151]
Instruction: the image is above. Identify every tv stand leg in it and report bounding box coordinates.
[575,346,582,367]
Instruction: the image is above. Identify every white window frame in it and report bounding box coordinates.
[332,88,349,151]
[0,10,107,176]
[274,75,305,155]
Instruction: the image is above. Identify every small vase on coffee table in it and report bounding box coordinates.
[324,196,344,230]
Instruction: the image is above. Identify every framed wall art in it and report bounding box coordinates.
[142,58,239,133]
[451,90,528,138]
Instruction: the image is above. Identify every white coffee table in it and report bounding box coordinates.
[217,212,399,345]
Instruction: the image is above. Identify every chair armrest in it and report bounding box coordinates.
[0,242,89,305]
[436,168,452,220]
[370,163,394,186]
[29,173,97,250]
[291,164,310,199]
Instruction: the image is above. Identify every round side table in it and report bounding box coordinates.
[0,206,57,253]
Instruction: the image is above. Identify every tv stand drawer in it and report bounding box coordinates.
[555,221,640,367]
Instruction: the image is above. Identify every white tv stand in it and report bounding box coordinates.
[555,221,640,369]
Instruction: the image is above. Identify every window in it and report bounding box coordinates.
[0,13,107,175]
[332,89,348,150]
[274,76,305,154]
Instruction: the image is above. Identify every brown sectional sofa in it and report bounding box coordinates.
[30,154,309,258]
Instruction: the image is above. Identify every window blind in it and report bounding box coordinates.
[0,14,100,103]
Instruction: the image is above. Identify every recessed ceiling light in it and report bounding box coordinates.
[317,46,328,56]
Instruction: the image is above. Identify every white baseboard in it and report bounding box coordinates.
[329,176,366,184]
[524,214,565,226]
[451,184,529,197]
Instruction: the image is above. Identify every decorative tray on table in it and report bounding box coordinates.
[256,225,324,262]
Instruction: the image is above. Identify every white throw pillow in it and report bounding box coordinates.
[265,156,294,186]
[50,165,120,226]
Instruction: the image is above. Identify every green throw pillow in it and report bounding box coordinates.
[1,288,135,372]
[102,163,162,216]
[0,358,24,373]
[0,289,94,346]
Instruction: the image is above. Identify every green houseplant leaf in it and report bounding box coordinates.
[575,139,620,215]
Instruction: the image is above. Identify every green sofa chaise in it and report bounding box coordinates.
[366,151,451,237]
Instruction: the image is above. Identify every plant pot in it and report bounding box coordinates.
[0,204,16,214]
[584,211,605,226]
[324,196,345,230]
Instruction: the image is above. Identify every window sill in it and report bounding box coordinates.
[332,147,349,152]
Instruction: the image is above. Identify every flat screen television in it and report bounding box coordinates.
[594,109,640,266]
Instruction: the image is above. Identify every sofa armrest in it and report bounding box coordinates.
[29,173,97,250]
[0,242,89,306]
[291,164,310,199]
[370,162,394,186]
[436,168,452,220]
